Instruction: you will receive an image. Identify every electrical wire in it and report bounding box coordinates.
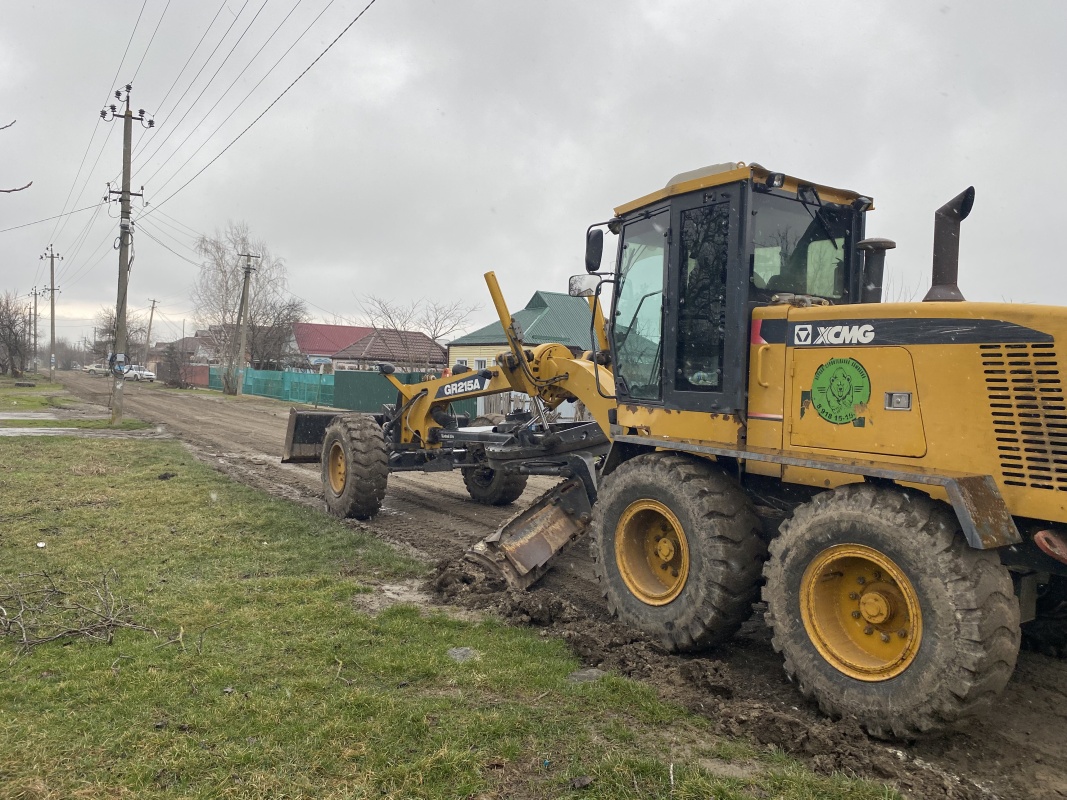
[0,202,108,236]
[143,0,378,216]
[141,0,307,191]
[44,0,148,253]
[131,0,172,82]
[133,0,258,171]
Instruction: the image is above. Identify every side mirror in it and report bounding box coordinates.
[569,274,600,298]
[584,228,604,273]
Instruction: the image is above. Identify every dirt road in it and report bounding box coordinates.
[59,372,1067,799]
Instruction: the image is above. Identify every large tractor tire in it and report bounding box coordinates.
[462,466,528,505]
[462,416,526,505]
[763,484,1021,738]
[321,414,388,520]
[589,453,765,652]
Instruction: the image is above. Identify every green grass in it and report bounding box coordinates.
[0,437,900,800]
[0,377,68,411]
[0,417,151,429]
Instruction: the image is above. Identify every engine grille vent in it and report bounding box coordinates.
[982,342,1066,491]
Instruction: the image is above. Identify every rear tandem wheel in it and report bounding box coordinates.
[321,414,389,520]
[763,484,1021,738]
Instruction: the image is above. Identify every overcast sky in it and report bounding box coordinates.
[2,0,1066,350]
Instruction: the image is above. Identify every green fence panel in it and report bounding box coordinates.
[207,368,477,419]
[333,371,476,418]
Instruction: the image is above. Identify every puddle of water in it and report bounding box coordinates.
[0,412,59,420]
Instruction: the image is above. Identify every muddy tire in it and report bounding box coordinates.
[321,414,388,520]
[462,466,528,505]
[589,453,765,652]
[763,484,1020,738]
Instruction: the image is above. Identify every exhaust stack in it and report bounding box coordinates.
[923,186,975,302]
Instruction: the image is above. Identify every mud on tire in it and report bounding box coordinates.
[462,466,528,505]
[321,414,388,520]
[589,453,765,652]
[460,415,527,505]
[763,484,1021,738]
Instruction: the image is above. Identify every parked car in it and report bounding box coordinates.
[123,365,155,382]
[84,363,107,376]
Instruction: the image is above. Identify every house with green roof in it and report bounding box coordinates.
[447,290,596,371]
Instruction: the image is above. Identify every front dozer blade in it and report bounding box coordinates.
[466,477,593,590]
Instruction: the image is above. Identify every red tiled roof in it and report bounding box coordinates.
[291,323,372,357]
[334,329,446,365]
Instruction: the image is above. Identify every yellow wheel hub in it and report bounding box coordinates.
[801,544,922,681]
[615,499,689,605]
[327,441,347,495]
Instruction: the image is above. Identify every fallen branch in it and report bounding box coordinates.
[0,571,156,658]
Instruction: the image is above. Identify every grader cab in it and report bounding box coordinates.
[285,161,1067,737]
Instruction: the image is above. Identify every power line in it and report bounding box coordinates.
[141,0,307,190]
[144,0,378,215]
[131,0,173,82]
[0,202,107,235]
[133,0,256,170]
[45,0,148,250]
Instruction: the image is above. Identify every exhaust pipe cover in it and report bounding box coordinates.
[923,186,975,302]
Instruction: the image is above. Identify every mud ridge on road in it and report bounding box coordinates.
[56,373,1067,800]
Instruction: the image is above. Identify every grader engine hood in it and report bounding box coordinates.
[751,301,1067,525]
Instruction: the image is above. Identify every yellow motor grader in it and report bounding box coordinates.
[284,161,1067,737]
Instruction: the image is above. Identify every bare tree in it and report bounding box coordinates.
[94,306,147,367]
[1,120,32,193]
[191,221,305,392]
[0,291,30,376]
[358,295,479,364]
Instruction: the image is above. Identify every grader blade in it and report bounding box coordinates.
[466,477,593,590]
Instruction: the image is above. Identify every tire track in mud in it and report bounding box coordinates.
[55,373,1067,800]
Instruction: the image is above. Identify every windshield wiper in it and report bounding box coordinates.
[797,185,839,250]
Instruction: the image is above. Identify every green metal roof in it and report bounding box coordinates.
[450,291,595,350]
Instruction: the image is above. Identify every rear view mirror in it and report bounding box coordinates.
[569,274,600,297]
[585,228,604,273]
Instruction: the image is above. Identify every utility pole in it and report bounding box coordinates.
[39,246,62,381]
[29,287,43,373]
[232,252,260,395]
[102,85,153,424]
[143,298,157,366]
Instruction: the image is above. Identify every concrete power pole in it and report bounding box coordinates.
[102,85,153,424]
[233,252,260,396]
[29,287,43,373]
[39,246,62,381]
[143,298,157,366]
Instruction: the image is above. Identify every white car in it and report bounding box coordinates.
[124,365,156,382]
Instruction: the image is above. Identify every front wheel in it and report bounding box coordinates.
[321,414,389,520]
[590,453,766,652]
[763,485,1020,738]
[462,466,528,505]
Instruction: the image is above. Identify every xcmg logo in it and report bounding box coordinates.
[794,323,875,346]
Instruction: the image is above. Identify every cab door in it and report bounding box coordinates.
[662,185,747,413]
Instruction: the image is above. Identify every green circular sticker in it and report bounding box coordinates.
[811,357,871,425]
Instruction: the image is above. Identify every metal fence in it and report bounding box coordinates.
[207,367,476,418]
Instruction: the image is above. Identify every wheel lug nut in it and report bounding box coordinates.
[848,592,859,600]
[671,569,679,578]
[851,610,861,619]
[873,571,882,580]
[856,576,866,585]
[660,563,669,571]
[898,629,907,638]
[863,626,873,635]
[880,633,891,643]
